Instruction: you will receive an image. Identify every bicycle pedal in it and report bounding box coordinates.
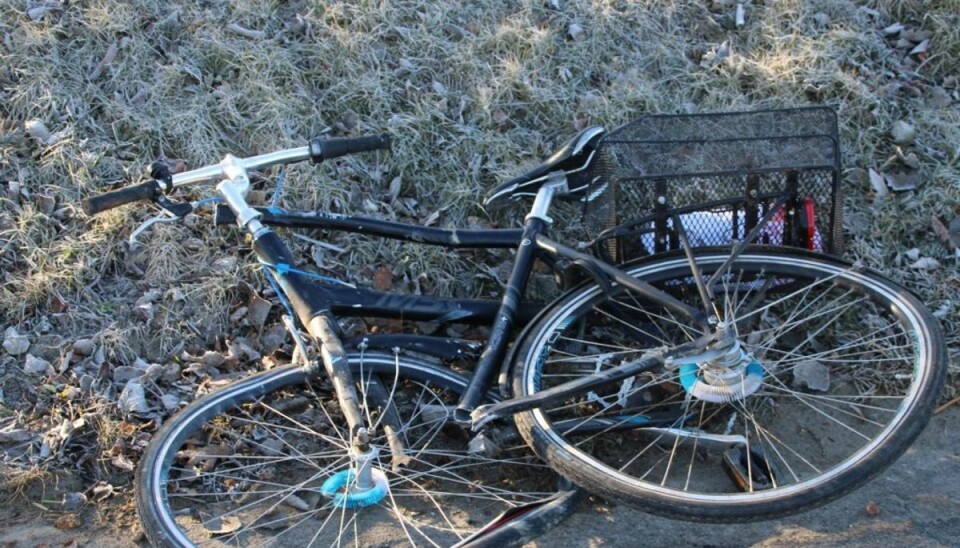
[722,445,781,492]
[468,431,502,458]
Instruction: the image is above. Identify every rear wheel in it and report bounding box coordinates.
[513,248,946,521]
[137,352,563,546]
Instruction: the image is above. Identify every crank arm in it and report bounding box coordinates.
[471,353,664,430]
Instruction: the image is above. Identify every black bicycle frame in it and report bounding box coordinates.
[241,203,710,423]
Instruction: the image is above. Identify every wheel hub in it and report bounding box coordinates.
[320,429,389,509]
[679,339,764,403]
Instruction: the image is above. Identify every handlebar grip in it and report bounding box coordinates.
[81,180,162,216]
[308,134,391,164]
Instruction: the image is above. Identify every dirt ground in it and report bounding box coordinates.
[1,407,956,547]
[2,0,960,546]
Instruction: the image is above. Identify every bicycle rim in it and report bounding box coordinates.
[514,248,945,520]
[137,353,560,546]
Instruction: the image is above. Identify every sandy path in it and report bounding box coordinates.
[1,408,957,547]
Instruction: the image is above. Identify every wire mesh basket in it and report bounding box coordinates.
[586,107,842,264]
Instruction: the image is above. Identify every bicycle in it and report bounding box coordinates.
[81,108,947,546]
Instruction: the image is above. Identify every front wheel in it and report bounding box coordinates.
[513,247,946,522]
[137,352,565,547]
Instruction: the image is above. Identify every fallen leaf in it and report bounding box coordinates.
[909,39,929,56]
[890,120,915,144]
[882,22,904,35]
[868,168,888,199]
[373,266,393,291]
[202,514,242,536]
[883,171,922,192]
[0,429,37,443]
[93,483,116,501]
[567,22,585,41]
[247,295,272,329]
[54,514,81,530]
[930,216,960,251]
[3,327,30,355]
[909,257,940,269]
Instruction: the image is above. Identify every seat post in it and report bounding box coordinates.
[525,172,568,225]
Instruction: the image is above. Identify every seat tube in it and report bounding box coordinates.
[454,174,565,423]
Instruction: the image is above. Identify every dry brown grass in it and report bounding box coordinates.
[0,0,958,502]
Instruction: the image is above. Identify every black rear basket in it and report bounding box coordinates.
[585,107,842,264]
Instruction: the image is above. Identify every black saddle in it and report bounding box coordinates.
[483,127,604,206]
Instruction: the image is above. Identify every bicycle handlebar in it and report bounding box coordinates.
[81,179,162,216]
[81,134,391,216]
[308,134,391,163]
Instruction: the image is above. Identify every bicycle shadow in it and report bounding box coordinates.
[533,409,960,547]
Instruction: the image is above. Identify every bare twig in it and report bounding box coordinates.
[87,42,119,81]
[935,395,960,415]
[226,23,265,40]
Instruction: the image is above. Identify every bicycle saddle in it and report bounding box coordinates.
[483,126,605,206]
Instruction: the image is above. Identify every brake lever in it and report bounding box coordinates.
[128,211,180,248]
[128,197,198,248]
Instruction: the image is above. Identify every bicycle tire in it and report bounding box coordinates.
[137,352,565,546]
[512,247,946,522]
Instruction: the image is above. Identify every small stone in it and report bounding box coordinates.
[3,327,30,355]
[113,366,141,384]
[118,381,150,414]
[890,120,915,144]
[72,338,95,356]
[865,501,880,516]
[24,354,52,375]
[567,22,585,41]
[79,374,95,391]
[61,492,87,513]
